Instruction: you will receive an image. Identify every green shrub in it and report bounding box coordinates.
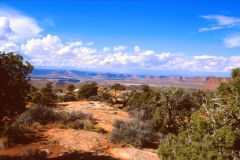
[58,94,76,102]
[128,105,156,121]
[158,67,240,160]
[67,119,95,131]
[93,126,106,133]
[111,83,126,90]
[0,121,27,148]
[62,111,93,123]
[17,105,63,125]
[67,84,75,92]
[110,119,158,147]
[78,82,98,99]
[30,83,57,107]
[56,122,65,129]
[127,89,160,109]
[87,92,111,102]
[141,84,151,92]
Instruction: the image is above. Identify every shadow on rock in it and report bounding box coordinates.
[0,151,118,160]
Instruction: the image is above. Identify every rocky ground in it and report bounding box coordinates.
[0,101,160,160]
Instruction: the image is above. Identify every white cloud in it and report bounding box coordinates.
[201,15,240,26]
[86,41,94,46]
[21,34,62,55]
[68,41,83,47]
[113,45,127,51]
[193,55,217,59]
[0,8,42,41]
[199,15,240,32]
[134,46,141,52]
[103,47,110,52]
[0,17,15,40]
[1,34,239,73]
[0,42,19,53]
[199,26,224,32]
[224,35,240,48]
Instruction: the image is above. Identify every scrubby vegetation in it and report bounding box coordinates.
[110,119,158,147]
[157,69,240,160]
[111,83,126,90]
[29,83,57,107]
[110,69,240,159]
[67,84,75,92]
[88,92,112,102]
[58,94,76,102]
[111,86,198,148]
[78,82,98,99]
[17,105,62,125]
[2,51,240,159]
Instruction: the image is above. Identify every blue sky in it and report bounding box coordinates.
[1,0,240,77]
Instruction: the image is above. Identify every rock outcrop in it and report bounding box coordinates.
[201,76,230,90]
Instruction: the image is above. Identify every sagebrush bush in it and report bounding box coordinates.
[127,105,156,121]
[87,92,111,102]
[110,119,158,147]
[17,105,63,125]
[0,121,28,148]
[61,111,93,123]
[58,94,76,102]
[69,119,94,130]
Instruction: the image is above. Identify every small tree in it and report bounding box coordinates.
[30,83,57,107]
[78,82,98,99]
[111,83,126,90]
[142,84,151,92]
[0,52,33,118]
[158,68,240,159]
[153,87,194,134]
[40,83,57,107]
[67,84,75,92]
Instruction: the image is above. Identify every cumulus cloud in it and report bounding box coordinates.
[0,42,19,53]
[1,34,239,73]
[0,17,15,40]
[21,34,62,55]
[68,41,83,47]
[0,8,42,41]
[134,46,141,52]
[193,55,217,59]
[103,47,110,52]
[199,15,240,32]
[224,35,240,48]
[86,41,94,46]
[113,45,127,51]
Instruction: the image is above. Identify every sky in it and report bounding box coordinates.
[0,0,240,77]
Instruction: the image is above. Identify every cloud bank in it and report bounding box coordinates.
[0,8,239,75]
[0,34,239,73]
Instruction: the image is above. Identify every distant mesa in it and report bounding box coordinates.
[131,75,138,79]
[145,75,153,79]
[192,77,209,83]
[201,76,230,90]
[30,69,231,90]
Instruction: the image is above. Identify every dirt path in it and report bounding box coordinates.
[44,128,160,160]
[51,101,160,160]
[1,101,160,160]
